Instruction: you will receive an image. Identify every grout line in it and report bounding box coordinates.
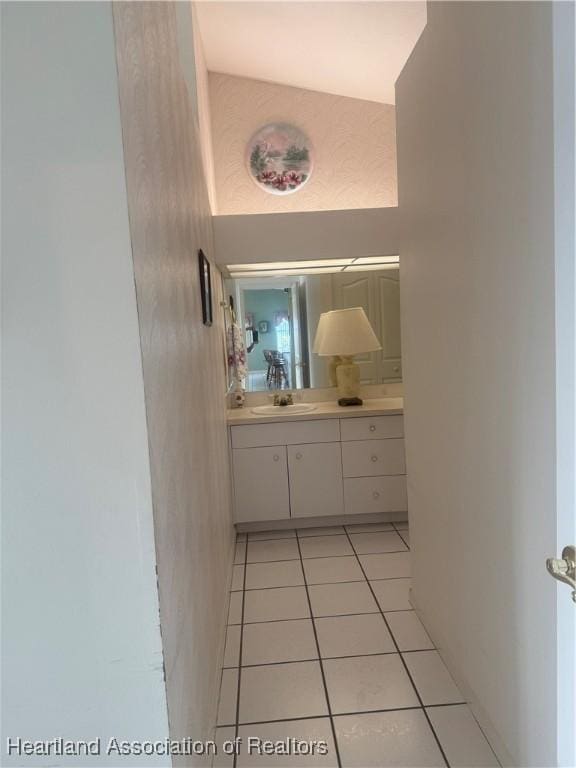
[248,531,343,541]
[232,531,249,768]
[235,575,411,592]
[294,528,343,768]
[221,701,475,731]
[394,528,410,549]
[244,548,408,565]
[224,650,419,670]
[341,527,452,768]
[243,525,406,542]
[233,606,413,626]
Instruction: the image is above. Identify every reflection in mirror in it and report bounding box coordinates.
[224,264,401,392]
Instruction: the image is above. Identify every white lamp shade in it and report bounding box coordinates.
[312,311,332,353]
[314,307,382,357]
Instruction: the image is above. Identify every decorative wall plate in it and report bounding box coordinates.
[246,123,312,195]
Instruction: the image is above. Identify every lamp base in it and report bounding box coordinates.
[338,397,363,407]
[336,356,361,402]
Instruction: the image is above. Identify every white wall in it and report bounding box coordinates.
[113,2,234,759]
[208,72,397,215]
[552,3,576,765]
[396,3,560,766]
[214,207,399,265]
[191,4,218,214]
[1,2,169,764]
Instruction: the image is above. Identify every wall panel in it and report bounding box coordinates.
[113,1,234,757]
[210,72,397,214]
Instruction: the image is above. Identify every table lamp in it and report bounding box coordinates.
[313,307,382,406]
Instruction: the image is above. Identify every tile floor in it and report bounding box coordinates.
[215,522,499,768]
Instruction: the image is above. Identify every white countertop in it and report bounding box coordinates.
[227,397,404,426]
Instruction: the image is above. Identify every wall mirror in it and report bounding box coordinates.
[224,256,401,392]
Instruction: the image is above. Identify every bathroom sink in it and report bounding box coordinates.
[251,404,318,416]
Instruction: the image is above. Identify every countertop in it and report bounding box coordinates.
[226,397,404,426]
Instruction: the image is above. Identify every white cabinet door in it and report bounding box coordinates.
[288,442,344,518]
[233,446,289,522]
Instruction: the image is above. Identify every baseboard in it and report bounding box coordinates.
[410,590,513,767]
[236,511,408,532]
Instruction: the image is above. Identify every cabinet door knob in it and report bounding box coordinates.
[295,452,302,460]
[373,491,380,500]
[371,455,378,462]
[369,425,376,432]
[273,454,280,462]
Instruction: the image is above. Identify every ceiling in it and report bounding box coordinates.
[195,2,427,105]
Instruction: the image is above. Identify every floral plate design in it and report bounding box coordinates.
[246,123,312,195]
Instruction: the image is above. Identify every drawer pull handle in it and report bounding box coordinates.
[369,425,376,432]
[371,455,378,462]
[373,491,380,500]
[273,454,280,462]
[295,452,302,460]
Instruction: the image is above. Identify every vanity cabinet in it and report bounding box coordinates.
[288,443,344,518]
[230,412,407,524]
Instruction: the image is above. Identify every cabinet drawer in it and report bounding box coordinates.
[342,439,406,477]
[344,476,408,515]
[231,419,340,449]
[340,415,404,441]
[232,446,289,522]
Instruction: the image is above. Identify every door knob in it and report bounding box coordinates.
[295,452,302,460]
[371,455,378,462]
[273,454,280,462]
[546,545,576,603]
[369,425,376,432]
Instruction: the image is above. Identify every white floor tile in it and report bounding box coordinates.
[245,561,304,590]
[248,529,296,541]
[345,522,394,533]
[228,591,243,625]
[350,531,408,555]
[298,526,346,537]
[315,614,396,658]
[402,651,464,705]
[323,654,419,714]
[247,538,300,563]
[232,565,245,591]
[303,556,364,585]
[385,611,434,651]
[299,535,354,559]
[213,727,235,768]
[308,581,379,617]
[237,718,338,767]
[334,709,445,767]
[239,661,328,723]
[426,704,500,767]
[242,619,317,666]
[223,625,241,667]
[243,587,310,623]
[217,668,238,726]
[371,578,412,612]
[235,541,247,564]
[359,551,411,580]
